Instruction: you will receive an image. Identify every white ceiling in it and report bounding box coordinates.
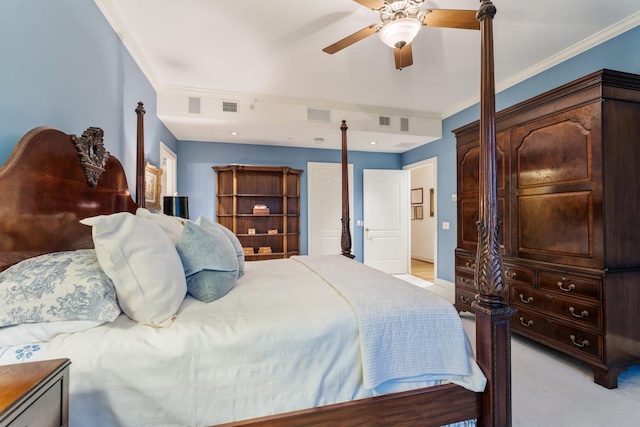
[96,0,640,153]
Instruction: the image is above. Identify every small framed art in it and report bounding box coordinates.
[144,162,163,210]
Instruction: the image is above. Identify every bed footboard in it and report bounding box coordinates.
[215,383,482,427]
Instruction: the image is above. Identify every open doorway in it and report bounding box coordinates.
[160,142,177,198]
[405,157,437,283]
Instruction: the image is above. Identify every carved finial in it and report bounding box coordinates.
[136,101,145,116]
[73,127,110,187]
[477,0,497,21]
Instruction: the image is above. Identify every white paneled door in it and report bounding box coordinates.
[363,169,409,274]
[307,162,354,256]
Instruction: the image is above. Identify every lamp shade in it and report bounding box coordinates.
[378,18,421,49]
[163,196,189,219]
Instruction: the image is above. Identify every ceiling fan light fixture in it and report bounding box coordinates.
[378,17,421,49]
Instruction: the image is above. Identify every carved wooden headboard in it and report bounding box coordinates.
[0,110,144,271]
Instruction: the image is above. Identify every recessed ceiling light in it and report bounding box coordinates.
[370,141,377,145]
[229,131,239,136]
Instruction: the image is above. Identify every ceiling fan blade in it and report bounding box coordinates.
[423,9,480,30]
[323,24,378,54]
[353,0,385,10]
[394,44,413,70]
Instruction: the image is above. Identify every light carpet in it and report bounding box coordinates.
[394,274,640,427]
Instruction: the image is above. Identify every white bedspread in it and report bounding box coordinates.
[293,255,472,388]
[35,257,485,427]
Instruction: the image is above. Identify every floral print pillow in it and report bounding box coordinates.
[0,250,121,326]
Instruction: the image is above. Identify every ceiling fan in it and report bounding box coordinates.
[323,0,480,70]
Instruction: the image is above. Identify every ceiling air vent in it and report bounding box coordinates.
[188,97,201,114]
[401,117,409,132]
[307,108,331,122]
[222,100,238,113]
[394,142,418,149]
[379,116,391,127]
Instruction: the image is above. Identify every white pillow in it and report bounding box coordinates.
[80,212,187,327]
[0,320,106,348]
[136,207,186,245]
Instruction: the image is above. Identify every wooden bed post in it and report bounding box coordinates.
[473,1,515,426]
[136,101,146,207]
[340,120,354,258]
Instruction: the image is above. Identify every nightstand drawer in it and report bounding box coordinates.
[6,380,61,427]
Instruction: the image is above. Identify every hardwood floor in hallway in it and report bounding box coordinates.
[410,259,434,282]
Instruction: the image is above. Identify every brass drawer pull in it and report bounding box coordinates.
[519,294,533,304]
[465,260,476,269]
[460,295,471,304]
[460,277,472,286]
[519,317,533,327]
[570,335,589,348]
[505,269,517,279]
[557,280,576,292]
[569,307,588,318]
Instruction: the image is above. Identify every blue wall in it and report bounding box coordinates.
[2,1,639,280]
[179,141,401,261]
[0,0,177,195]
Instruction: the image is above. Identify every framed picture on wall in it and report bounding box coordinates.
[415,205,424,220]
[144,162,163,211]
[411,188,423,205]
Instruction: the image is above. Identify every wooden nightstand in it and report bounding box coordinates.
[0,358,70,427]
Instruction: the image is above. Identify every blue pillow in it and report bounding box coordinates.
[196,216,245,278]
[176,222,239,303]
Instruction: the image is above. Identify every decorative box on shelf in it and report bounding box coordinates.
[258,246,272,254]
[267,229,278,235]
[243,247,255,255]
[252,204,270,215]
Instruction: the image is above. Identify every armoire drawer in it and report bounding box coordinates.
[511,285,602,329]
[514,309,603,361]
[503,263,534,285]
[455,287,476,312]
[455,254,477,272]
[456,270,476,291]
[537,271,602,301]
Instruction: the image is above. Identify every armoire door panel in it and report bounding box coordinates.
[517,192,593,259]
[459,197,506,250]
[458,140,506,194]
[516,120,592,188]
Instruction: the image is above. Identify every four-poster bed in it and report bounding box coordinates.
[0,1,511,425]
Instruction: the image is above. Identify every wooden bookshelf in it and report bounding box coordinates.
[213,164,302,261]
